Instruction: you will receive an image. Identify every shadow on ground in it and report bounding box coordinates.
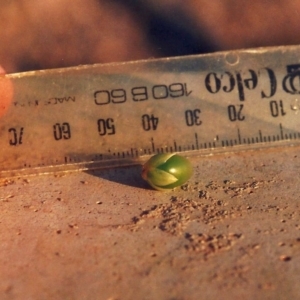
[86,165,152,190]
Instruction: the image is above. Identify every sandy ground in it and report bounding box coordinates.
[0,145,299,300]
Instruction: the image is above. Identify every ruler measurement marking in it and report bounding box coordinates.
[8,122,300,172]
[151,138,155,153]
[174,141,178,152]
[195,133,199,150]
[259,130,263,143]
[237,129,242,144]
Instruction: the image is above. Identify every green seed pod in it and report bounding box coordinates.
[142,153,193,191]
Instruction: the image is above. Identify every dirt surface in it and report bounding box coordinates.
[0,146,299,300]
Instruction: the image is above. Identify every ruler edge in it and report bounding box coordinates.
[5,44,300,78]
[1,140,299,180]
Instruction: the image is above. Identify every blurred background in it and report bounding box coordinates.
[1,0,300,73]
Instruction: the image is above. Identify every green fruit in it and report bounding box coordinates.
[142,153,193,191]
